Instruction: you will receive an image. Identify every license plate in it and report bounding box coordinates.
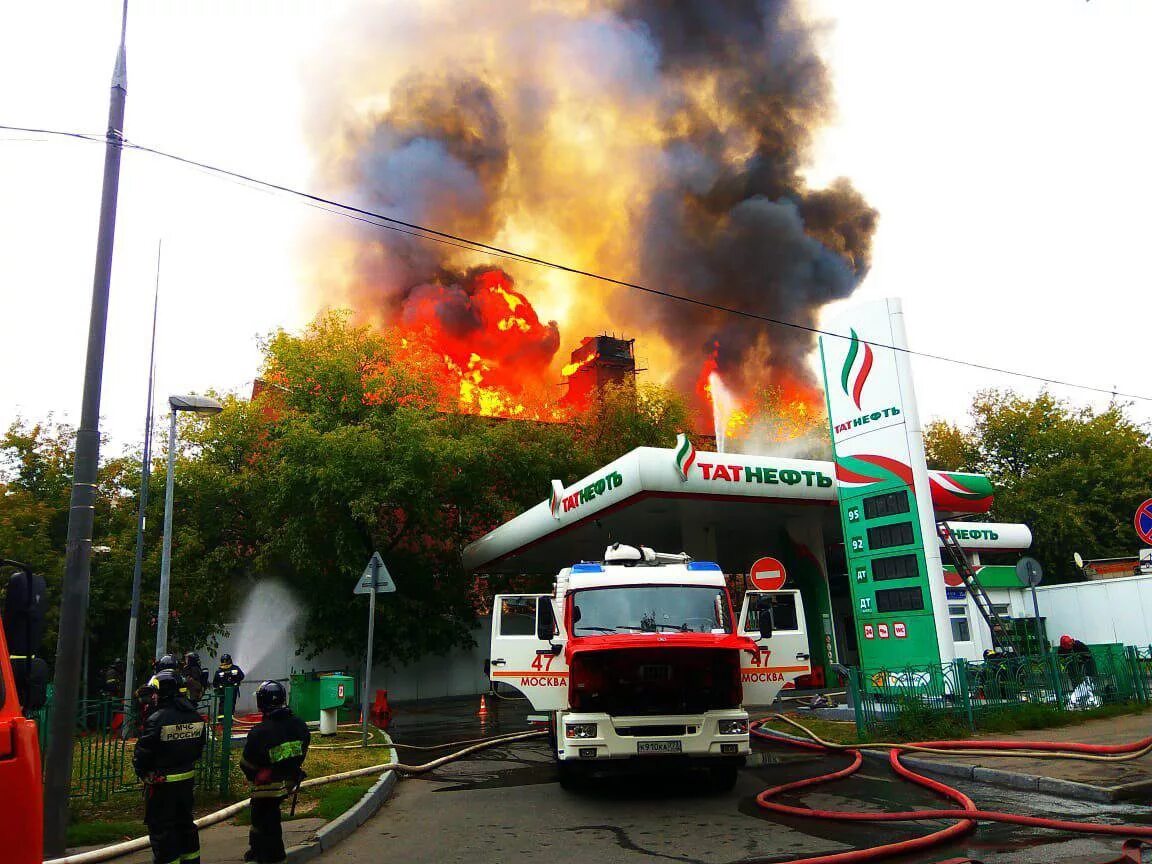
[637,740,682,755]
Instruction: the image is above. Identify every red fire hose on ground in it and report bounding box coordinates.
[751,715,1152,864]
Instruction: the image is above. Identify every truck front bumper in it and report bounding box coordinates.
[555,709,750,762]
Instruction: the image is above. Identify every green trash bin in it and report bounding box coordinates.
[317,673,354,734]
[288,673,319,722]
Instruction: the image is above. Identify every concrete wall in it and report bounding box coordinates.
[208,617,494,713]
[1015,574,1152,647]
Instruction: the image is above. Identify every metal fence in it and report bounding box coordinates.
[847,644,1148,738]
[31,687,237,804]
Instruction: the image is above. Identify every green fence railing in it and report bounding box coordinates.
[847,643,1146,737]
[31,687,238,804]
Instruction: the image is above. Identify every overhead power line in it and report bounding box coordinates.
[4,121,1150,404]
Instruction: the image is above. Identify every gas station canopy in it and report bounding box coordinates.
[463,445,1028,574]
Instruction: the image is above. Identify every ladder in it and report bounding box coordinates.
[936,522,1019,654]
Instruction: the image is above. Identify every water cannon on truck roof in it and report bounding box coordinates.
[489,546,812,790]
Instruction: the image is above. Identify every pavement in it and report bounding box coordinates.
[67,697,1152,863]
[68,818,326,863]
[892,710,1152,800]
[320,697,1152,864]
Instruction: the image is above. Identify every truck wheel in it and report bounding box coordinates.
[557,760,584,791]
[708,764,739,793]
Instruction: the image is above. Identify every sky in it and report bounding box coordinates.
[1,1,1150,456]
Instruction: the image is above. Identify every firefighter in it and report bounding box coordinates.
[132,669,207,864]
[181,652,208,704]
[1058,633,1097,688]
[137,655,182,727]
[99,658,125,699]
[241,681,310,863]
[212,654,245,720]
[212,653,245,690]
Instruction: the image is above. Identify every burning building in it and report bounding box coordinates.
[560,335,642,408]
[304,0,877,434]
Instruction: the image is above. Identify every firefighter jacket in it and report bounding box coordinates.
[184,665,208,703]
[240,708,311,797]
[213,663,245,688]
[133,697,207,782]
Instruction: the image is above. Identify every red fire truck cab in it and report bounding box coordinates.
[0,621,43,863]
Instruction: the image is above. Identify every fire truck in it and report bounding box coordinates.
[489,544,811,789]
[0,613,43,862]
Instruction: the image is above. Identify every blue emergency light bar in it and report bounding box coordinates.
[572,562,605,573]
[686,561,721,572]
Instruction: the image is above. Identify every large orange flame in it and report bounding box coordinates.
[397,268,569,420]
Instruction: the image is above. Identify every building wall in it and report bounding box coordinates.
[1017,574,1152,647]
[208,617,494,713]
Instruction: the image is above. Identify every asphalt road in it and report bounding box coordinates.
[319,698,1151,864]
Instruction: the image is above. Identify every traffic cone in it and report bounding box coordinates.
[478,694,489,718]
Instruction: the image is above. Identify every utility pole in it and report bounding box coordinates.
[43,2,129,854]
[123,240,161,710]
[155,408,178,658]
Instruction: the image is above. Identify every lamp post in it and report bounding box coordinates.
[155,394,223,660]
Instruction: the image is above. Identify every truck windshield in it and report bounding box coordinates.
[570,585,732,635]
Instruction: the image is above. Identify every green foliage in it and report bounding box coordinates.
[168,312,691,664]
[924,390,1152,582]
[3,312,693,672]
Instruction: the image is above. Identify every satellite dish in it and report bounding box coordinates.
[1074,552,1084,569]
[1017,557,1044,587]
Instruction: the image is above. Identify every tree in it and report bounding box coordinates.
[174,312,693,664]
[0,419,144,678]
[924,390,1152,583]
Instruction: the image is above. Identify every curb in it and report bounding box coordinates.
[285,741,399,862]
[864,749,1151,803]
[757,729,1147,803]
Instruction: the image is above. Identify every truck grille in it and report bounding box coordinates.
[615,724,694,737]
[569,647,742,715]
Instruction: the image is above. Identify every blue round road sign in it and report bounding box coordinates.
[1137,499,1152,546]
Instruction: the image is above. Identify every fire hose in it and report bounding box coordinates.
[45,717,1152,864]
[750,714,1152,864]
[44,728,545,864]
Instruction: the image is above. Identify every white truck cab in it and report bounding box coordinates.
[489,545,811,789]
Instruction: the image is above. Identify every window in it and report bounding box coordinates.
[499,597,538,636]
[949,604,971,643]
[875,587,924,613]
[863,491,910,519]
[571,585,732,635]
[744,593,800,632]
[872,553,920,582]
[867,522,915,550]
[991,604,1010,618]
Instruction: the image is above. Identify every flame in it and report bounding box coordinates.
[697,345,824,450]
[561,352,598,377]
[394,268,566,420]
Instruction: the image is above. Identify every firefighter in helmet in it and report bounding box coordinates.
[240,681,310,863]
[212,653,245,689]
[181,652,209,704]
[136,655,182,728]
[132,668,207,864]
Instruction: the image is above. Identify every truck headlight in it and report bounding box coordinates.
[565,723,598,739]
[718,719,748,735]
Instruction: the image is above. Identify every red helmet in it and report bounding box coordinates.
[1059,634,1074,649]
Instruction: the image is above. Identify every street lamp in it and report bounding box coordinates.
[155,394,223,660]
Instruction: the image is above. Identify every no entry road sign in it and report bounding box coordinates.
[1136,499,1152,546]
[749,556,787,591]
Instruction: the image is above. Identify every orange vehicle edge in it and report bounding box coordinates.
[0,620,44,864]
